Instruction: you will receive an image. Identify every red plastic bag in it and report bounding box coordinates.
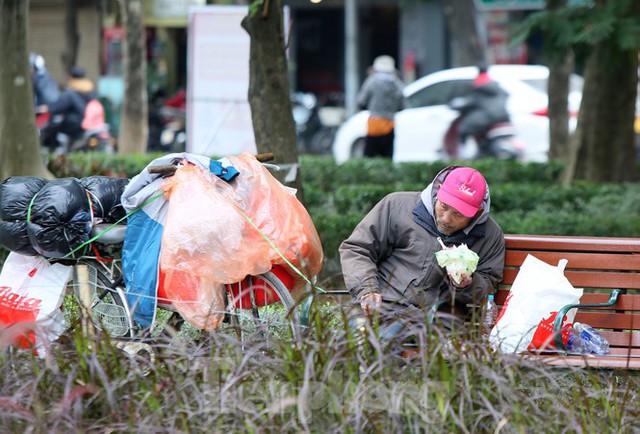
[0,252,72,354]
[527,311,573,352]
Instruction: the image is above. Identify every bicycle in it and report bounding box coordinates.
[68,154,308,345]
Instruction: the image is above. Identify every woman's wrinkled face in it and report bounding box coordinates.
[434,199,474,235]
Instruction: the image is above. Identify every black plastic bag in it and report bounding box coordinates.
[26,178,92,258]
[80,176,129,223]
[0,176,48,221]
[0,221,38,256]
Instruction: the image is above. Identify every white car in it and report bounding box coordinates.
[332,64,583,164]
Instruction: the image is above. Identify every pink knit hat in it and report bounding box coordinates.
[436,167,487,218]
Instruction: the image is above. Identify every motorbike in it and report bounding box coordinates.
[443,97,525,161]
[148,99,187,153]
[38,111,115,155]
[291,92,322,154]
[291,91,344,155]
[59,125,114,154]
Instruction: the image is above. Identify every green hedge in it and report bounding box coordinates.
[298,157,640,278]
[45,152,163,179]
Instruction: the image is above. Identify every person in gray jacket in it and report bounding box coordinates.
[339,166,505,340]
[357,55,405,158]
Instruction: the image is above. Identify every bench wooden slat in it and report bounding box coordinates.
[501,268,640,290]
[525,354,640,369]
[573,311,640,331]
[494,292,640,311]
[505,235,640,253]
[504,251,640,271]
[573,293,640,310]
[599,332,640,348]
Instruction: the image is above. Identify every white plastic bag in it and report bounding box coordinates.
[0,252,72,355]
[489,254,583,353]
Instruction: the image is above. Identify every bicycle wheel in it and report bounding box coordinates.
[69,259,134,338]
[224,271,302,343]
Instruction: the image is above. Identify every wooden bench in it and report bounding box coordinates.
[499,234,640,369]
[310,234,640,369]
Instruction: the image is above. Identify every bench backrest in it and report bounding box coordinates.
[497,235,640,354]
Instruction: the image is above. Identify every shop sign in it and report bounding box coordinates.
[477,0,588,10]
[145,0,206,25]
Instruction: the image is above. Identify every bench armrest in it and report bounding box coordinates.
[552,288,623,352]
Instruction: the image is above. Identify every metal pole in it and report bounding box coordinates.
[344,0,359,117]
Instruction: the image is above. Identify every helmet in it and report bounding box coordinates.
[29,52,45,71]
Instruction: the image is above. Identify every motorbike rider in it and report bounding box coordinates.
[446,63,511,158]
[30,53,60,108]
[40,66,96,151]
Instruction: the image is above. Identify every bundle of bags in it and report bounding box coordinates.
[0,175,128,355]
[0,176,128,258]
[121,152,323,331]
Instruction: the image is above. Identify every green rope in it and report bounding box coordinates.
[25,191,39,224]
[236,207,326,295]
[62,192,164,259]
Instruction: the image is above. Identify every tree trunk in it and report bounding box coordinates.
[442,0,486,66]
[547,52,572,161]
[62,0,79,73]
[545,0,572,161]
[241,0,303,199]
[564,40,638,183]
[0,0,52,180]
[117,0,148,155]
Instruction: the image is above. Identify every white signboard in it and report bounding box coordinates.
[187,5,256,157]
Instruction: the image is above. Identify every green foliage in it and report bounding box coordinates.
[470,159,564,184]
[514,0,640,57]
[248,0,265,16]
[333,184,405,215]
[493,181,640,236]
[298,155,340,193]
[2,154,640,432]
[1,304,640,432]
[310,210,363,266]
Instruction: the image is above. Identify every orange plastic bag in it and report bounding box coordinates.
[158,153,323,330]
[224,153,323,286]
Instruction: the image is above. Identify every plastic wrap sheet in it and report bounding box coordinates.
[158,269,225,331]
[158,165,250,330]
